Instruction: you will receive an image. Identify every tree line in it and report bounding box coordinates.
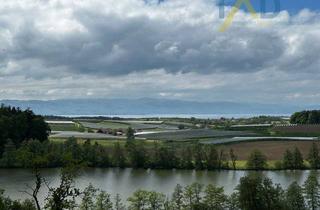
[1,166,320,210]
[291,110,320,124]
[2,136,320,170]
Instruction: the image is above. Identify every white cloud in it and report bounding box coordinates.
[0,0,319,104]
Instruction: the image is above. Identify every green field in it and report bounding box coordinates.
[49,123,83,132]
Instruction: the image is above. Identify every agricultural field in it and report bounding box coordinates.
[216,140,320,160]
[163,120,195,128]
[48,121,84,132]
[272,124,320,136]
[50,131,122,139]
[50,138,161,148]
[48,116,320,147]
[136,129,255,141]
[50,138,127,147]
[91,121,129,129]
[79,120,179,130]
[201,136,317,145]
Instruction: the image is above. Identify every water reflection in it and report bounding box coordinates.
[0,168,312,203]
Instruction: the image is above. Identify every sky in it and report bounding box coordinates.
[0,0,320,105]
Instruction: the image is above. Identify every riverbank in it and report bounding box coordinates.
[0,160,313,171]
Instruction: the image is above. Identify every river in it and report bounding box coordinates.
[0,168,312,204]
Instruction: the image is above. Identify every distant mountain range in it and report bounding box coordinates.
[0,98,317,116]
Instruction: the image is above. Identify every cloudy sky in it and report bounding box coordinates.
[0,0,320,105]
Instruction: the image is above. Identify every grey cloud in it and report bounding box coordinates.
[0,0,316,79]
[0,0,319,104]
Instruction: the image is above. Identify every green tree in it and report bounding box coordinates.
[286,181,306,210]
[162,146,178,169]
[126,141,146,168]
[80,184,97,210]
[150,141,161,168]
[95,191,113,210]
[203,184,227,210]
[0,139,17,167]
[193,143,204,170]
[291,110,320,124]
[304,171,320,210]
[308,142,320,169]
[218,149,228,169]
[246,150,267,170]
[45,165,81,210]
[237,174,286,210]
[283,149,294,169]
[93,143,110,167]
[183,183,203,209]
[293,147,304,169]
[227,192,240,210]
[114,194,125,210]
[171,184,184,210]
[205,145,219,170]
[148,191,166,210]
[112,142,126,168]
[180,146,194,169]
[126,127,135,141]
[229,148,237,170]
[127,190,149,210]
[64,137,83,161]
[260,178,286,210]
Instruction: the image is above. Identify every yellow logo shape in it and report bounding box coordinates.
[219,0,259,32]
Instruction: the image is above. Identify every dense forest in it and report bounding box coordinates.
[0,105,50,155]
[290,110,320,124]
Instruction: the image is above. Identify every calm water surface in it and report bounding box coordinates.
[0,168,312,204]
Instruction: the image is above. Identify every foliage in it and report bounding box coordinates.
[112,142,126,168]
[286,181,306,210]
[171,184,184,210]
[282,147,305,169]
[4,172,320,210]
[304,171,320,210]
[0,105,50,156]
[126,127,135,141]
[283,149,294,169]
[291,110,320,124]
[229,149,237,170]
[237,173,286,210]
[203,184,227,209]
[45,165,81,210]
[127,190,166,210]
[246,150,267,170]
[96,191,113,210]
[308,142,320,169]
[0,189,37,210]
